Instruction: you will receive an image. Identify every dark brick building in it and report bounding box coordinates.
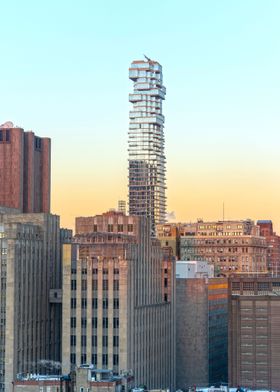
[257,220,280,275]
[0,121,50,213]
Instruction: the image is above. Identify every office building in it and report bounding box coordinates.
[156,223,180,259]
[176,275,228,389]
[257,220,280,275]
[128,58,166,235]
[0,121,50,213]
[229,277,280,390]
[62,211,175,391]
[179,220,267,275]
[0,210,61,392]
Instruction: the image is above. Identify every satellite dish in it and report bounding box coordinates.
[0,121,14,128]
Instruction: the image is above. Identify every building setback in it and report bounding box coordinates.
[0,122,50,213]
[176,277,228,389]
[128,58,166,236]
[229,277,280,390]
[0,211,61,392]
[62,211,175,391]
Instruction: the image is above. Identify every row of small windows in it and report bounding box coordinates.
[71,335,119,347]
[71,279,119,291]
[91,224,133,233]
[71,268,119,275]
[70,315,119,328]
[70,353,119,366]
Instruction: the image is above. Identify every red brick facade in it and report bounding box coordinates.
[0,125,50,213]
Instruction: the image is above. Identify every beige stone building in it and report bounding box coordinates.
[62,211,175,391]
[0,209,61,392]
[179,220,267,275]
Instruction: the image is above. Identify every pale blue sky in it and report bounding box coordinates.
[1,0,280,228]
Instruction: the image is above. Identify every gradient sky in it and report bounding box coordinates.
[1,0,280,231]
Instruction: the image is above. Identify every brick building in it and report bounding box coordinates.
[229,277,280,390]
[0,121,50,213]
[257,220,280,275]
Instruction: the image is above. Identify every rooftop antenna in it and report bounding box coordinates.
[143,54,152,62]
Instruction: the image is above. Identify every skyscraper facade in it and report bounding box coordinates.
[0,121,50,213]
[128,58,166,235]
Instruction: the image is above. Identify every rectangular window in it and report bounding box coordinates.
[113,317,119,329]
[70,335,76,346]
[128,224,133,232]
[92,317,98,328]
[117,224,123,232]
[103,317,108,328]
[81,298,87,309]
[103,298,108,309]
[92,268,98,275]
[102,335,108,347]
[92,298,98,309]
[81,280,87,291]
[71,317,76,328]
[92,354,97,365]
[113,280,119,291]
[114,268,119,275]
[113,336,119,347]
[81,335,87,347]
[92,335,97,347]
[70,353,76,364]
[113,298,119,309]
[103,280,108,290]
[71,298,76,309]
[81,354,87,364]
[92,279,98,290]
[113,354,119,366]
[81,317,87,328]
[93,224,97,232]
[164,278,168,288]
[103,269,108,275]
[102,354,108,366]
[108,224,113,232]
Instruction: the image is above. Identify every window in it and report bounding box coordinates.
[92,298,98,309]
[81,335,87,347]
[164,278,168,288]
[81,354,86,364]
[117,224,123,232]
[103,269,108,275]
[164,293,168,302]
[81,317,87,328]
[108,224,113,232]
[113,298,119,309]
[102,335,108,347]
[71,298,76,309]
[103,298,108,309]
[103,280,108,290]
[113,280,119,291]
[93,225,97,232]
[92,279,98,290]
[70,335,76,346]
[81,280,87,291]
[114,268,119,275]
[92,268,98,275]
[82,268,87,275]
[0,131,3,142]
[71,317,76,328]
[103,317,108,328]
[113,354,119,366]
[70,353,76,364]
[113,336,119,347]
[92,317,98,328]
[92,354,97,365]
[92,335,97,346]
[128,224,133,232]
[113,317,119,328]
[81,298,87,309]
[102,354,108,366]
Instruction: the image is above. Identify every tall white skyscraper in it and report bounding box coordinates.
[128,57,166,235]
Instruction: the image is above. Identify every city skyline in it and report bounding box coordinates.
[1,1,280,231]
